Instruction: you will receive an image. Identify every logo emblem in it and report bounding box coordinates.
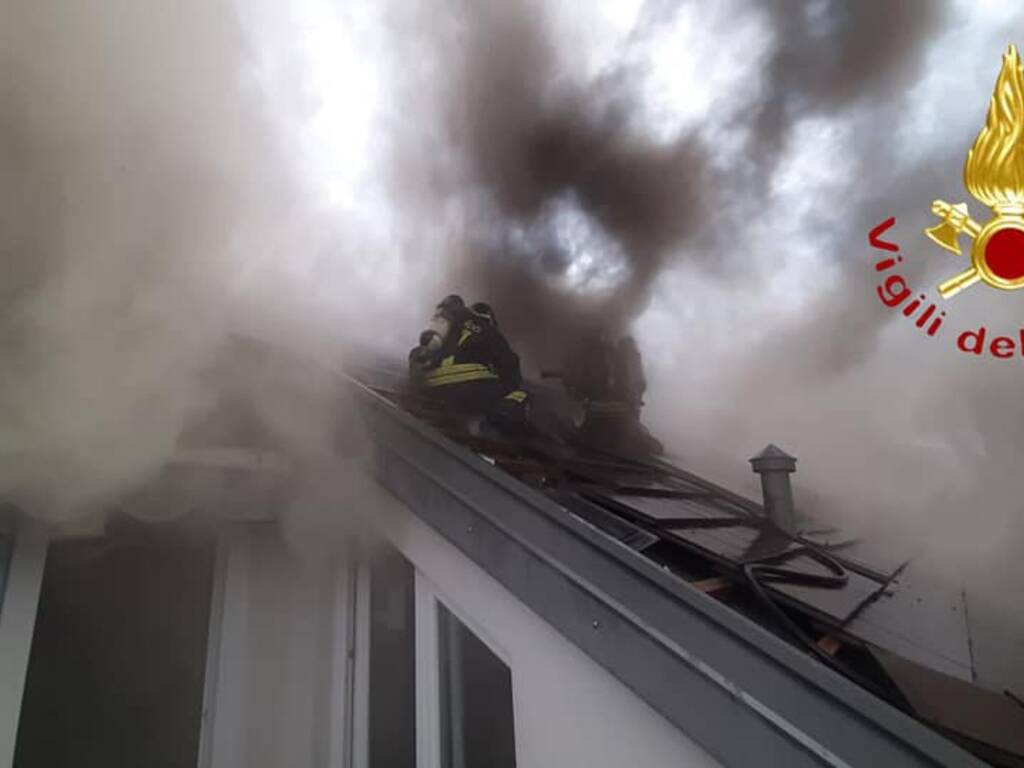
[925,44,1024,298]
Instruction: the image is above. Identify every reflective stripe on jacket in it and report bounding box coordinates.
[423,358,499,387]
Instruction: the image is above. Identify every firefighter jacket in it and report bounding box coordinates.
[416,308,504,389]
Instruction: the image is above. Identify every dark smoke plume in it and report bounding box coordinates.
[3,0,1022,693]
[751,1,949,163]
[414,0,949,374]
[421,0,707,370]
[405,0,1023,692]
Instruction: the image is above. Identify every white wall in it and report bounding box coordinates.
[198,481,725,768]
[372,491,724,768]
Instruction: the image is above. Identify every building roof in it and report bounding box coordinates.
[351,362,1024,767]
[18,334,1013,766]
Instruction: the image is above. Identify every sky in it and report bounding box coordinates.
[1,0,1022,689]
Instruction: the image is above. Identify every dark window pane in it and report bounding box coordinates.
[368,545,416,768]
[14,518,216,768]
[439,605,516,768]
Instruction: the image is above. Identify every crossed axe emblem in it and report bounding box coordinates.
[925,200,1024,298]
[924,44,1024,299]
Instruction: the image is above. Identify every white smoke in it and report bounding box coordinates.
[2,0,1021,691]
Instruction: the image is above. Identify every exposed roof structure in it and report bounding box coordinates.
[352,361,1024,767]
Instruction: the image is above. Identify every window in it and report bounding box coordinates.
[13,517,216,768]
[368,545,416,768]
[438,604,516,768]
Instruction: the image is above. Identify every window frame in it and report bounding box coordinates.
[414,571,517,768]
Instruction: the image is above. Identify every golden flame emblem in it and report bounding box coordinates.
[925,44,1024,297]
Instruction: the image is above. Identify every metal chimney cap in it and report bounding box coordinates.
[750,443,796,473]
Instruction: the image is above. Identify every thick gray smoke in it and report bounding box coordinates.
[407,0,950,371]
[2,0,1021,690]
[397,0,707,368]
[0,1,382,535]
[399,0,1023,691]
[430,0,706,366]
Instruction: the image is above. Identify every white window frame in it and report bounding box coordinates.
[349,558,371,768]
[414,571,517,768]
[414,572,442,768]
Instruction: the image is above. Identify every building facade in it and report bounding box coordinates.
[0,379,1008,767]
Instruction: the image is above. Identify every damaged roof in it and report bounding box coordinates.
[352,360,1024,768]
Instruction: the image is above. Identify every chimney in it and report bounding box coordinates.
[749,444,797,533]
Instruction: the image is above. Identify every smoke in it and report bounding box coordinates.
[387,0,1024,689]
[399,0,708,367]
[394,0,951,372]
[0,0,405,527]
[2,0,1022,688]
[631,2,1024,690]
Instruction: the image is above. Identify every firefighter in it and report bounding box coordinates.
[470,302,529,424]
[408,294,468,384]
[563,331,663,456]
[408,296,522,421]
[564,331,616,403]
[613,335,662,454]
[612,335,646,409]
